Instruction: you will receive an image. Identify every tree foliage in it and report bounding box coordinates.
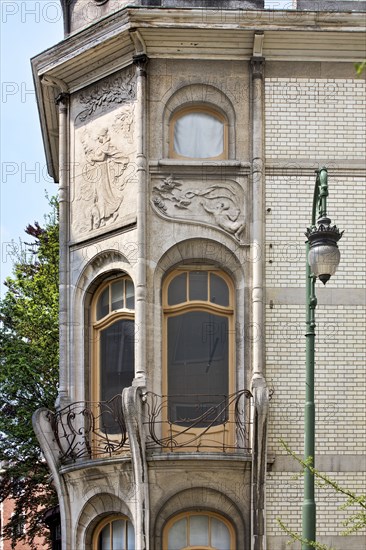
[0,199,59,548]
[277,439,366,549]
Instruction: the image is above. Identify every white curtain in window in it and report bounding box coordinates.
[174,112,224,158]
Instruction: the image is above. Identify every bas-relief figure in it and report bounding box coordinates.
[71,72,137,238]
[152,174,246,242]
[80,127,129,230]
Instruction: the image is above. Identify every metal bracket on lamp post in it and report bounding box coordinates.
[302,168,343,550]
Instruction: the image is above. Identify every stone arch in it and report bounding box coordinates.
[150,237,246,395]
[154,237,244,285]
[74,248,133,304]
[75,492,133,550]
[153,487,246,549]
[162,83,236,159]
[70,249,135,402]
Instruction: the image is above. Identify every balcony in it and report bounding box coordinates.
[47,390,252,465]
[46,394,129,464]
[143,390,252,453]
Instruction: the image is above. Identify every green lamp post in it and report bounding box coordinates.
[302,168,343,549]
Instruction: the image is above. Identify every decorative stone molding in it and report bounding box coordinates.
[133,53,149,77]
[74,250,132,305]
[71,69,138,238]
[250,56,265,80]
[77,69,136,123]
[77,492,134,549]
[122,386,150,550]
[151,173,246,242]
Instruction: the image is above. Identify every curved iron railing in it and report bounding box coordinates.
[47,394,129,463]
[47,390,253,463]
[143,390,252,453]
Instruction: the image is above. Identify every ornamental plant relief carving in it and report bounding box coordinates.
[77,70,136,122]
[152,175,246,242]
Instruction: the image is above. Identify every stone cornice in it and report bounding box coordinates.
[32,6,365,181]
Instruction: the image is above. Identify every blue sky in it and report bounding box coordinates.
[0,1,63,297]
[0,0,294,298]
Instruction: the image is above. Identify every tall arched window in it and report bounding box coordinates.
[163,511,235,550]
[92,275,135,408]
[163,268,234,448]
[93,516,135,550]
[170,106,228,160]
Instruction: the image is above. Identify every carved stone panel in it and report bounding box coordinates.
[151,173,247,243]
[70,69,137,241]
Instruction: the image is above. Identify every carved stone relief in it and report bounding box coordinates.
[71,70,137,240]
[151,174,246,243]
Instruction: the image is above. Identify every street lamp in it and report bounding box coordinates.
[302,168,343,550]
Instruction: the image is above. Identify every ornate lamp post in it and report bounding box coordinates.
[302,168,343,549]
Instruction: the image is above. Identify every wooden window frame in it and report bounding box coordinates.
[169,105,229,160]
[92,515,134,550]
[91,276,135,405]
[162,510,236,550]
[162,268,235,450]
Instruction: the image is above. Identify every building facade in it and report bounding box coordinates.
[32,1,366,549]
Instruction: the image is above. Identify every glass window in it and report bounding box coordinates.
[97,287,109,320]
[92,277,135,410]
[100,319,135,402]
[168,272,187,306]
[163,511,235,550]
[189,271,208,301]
[210,273,229,306]
[170,107,227,160]
[167,517,187,549]
[111,281,124,311]
[93,516,135,550]
[163,270,233,433]
[167,312,228,426]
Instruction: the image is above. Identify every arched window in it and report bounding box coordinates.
[93,516,135,550]
[163,511,235,550]
[170,106,228,160]
[163,269,234,448]
[92,275,135,406]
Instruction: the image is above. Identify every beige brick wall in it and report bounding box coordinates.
[266,304,366,456]
[265,175,366,289]
[265,76,366,543]
[266,78,366,160]
[267,472,366,538]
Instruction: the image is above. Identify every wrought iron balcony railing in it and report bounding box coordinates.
[47,394,129,464]
[143,390,252,453]
[47,390,253,464]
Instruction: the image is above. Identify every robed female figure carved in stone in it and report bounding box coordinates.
[81,127,129,230]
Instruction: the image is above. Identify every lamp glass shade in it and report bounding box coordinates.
[308,244,340,278]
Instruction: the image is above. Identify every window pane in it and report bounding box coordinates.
[125,279,135,309]
[189,515,209,546]
[168,273,187,305]
[167,517,187,549]
[210,273,229,306]
[97,287,109,320]
[168,312,228,426]
[112,520,125,550]
[111,281,124,311]
[174,112,224,159]
[127,521,135,550]
[211,517,230,549]
[100,320,135,433]
[189,271,208,301]
[99,524,111,550]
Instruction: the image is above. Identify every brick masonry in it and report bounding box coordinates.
[265,77,366,543]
